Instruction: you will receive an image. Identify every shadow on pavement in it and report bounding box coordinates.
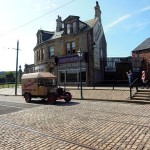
[30,99,48,105]
[54,101,80,106]
[30,99,80,106]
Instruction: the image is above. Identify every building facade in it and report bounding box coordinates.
[132,38,150,76]
[24,64,35,73]
[33,1,107,86]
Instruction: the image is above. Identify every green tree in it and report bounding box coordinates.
[5,71,15,83]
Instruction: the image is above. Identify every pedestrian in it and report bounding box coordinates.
[126,70,133,86]
[141,70,148,89]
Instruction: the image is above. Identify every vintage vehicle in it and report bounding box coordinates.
[21,72,72,104]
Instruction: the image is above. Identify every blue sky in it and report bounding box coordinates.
[0,0,149,71]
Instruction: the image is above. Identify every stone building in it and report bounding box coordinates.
[24,64,35,73]
[33,1,107,86]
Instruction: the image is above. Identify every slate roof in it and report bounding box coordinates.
[132,38,150,52]
[84,18,98,28]
[51,31,64,39]
[37,30,54,41]
[36,16,98,43]
[47,18,97,40]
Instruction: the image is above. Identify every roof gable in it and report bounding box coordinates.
[63,15,80,22]
[37,30,54,42]
[84,18,98,28]
[133,38,150,52]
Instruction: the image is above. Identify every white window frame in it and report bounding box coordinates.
[67,24,71,34]
[66,43,71,55]
[72,41,75,54]
[49,46,55,58]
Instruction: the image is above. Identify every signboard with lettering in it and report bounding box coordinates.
[59,62,86,70]
[58,55,79,64]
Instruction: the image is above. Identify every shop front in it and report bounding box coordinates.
[57,55,86,85]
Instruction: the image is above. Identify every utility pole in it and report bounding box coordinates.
[15,40,19,95]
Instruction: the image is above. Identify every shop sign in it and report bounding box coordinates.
[59,62,86,70]
[58,55,79,64]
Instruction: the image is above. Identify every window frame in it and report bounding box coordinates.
[49,46,55,58]
[41,48,44,60]
[67,24,71,34]
[72,22,77,33]
[66,41,76,55]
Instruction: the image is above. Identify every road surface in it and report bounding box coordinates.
[0,95,44,115]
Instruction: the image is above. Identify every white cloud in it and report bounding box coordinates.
[35,3,41,12]
[46,2,57,10]
[135,20,150,33]
[138,6,150,12]
[104,14,132,32]
[35,1,57,12]
[104,5,150,33]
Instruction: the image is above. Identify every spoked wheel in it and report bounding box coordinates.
[24,93,31,103]
[47,95,56,105]
[64,92,72,102]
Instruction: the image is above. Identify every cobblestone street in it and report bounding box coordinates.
[0,100,150,149]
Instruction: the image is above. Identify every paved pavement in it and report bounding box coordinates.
[0,86,148,104]
[0,86,131,102]
[0,87,150,149]
[0,99,150,149]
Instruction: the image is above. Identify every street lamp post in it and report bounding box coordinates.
[93,42,96,88]
[15,40,19,95]
[77,48,83,100]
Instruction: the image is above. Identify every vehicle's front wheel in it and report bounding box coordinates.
[47,95,56,105]
[24,93,31,103]
[64,92,72,102]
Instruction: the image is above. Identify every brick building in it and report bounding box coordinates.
[132,38,150,75]
[33,1,107,86]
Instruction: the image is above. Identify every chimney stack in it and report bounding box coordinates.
[94,1,101,21]
[56,15,62,32]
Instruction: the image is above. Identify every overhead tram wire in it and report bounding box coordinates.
[0,0,76,38]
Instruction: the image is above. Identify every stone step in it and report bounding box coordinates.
[134,93,150,97]
[129,99,150,104]
[138,89,150,92]
[132,96,150,101]
[133,89,150,101]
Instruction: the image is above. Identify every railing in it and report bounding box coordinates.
[59,80,129,90]
[88,80,129,90]
[0,82,20,89]
[129,78,139,99]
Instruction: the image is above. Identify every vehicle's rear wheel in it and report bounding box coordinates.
[41,98,46,102]
[47,95,55,104]
[64,92,72,102]
[24,93,31,103]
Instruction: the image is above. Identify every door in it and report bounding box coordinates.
[37,78,46,96]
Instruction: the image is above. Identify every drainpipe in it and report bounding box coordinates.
[86,32,90,86]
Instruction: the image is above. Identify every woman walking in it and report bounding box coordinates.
[141,70,148,89]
